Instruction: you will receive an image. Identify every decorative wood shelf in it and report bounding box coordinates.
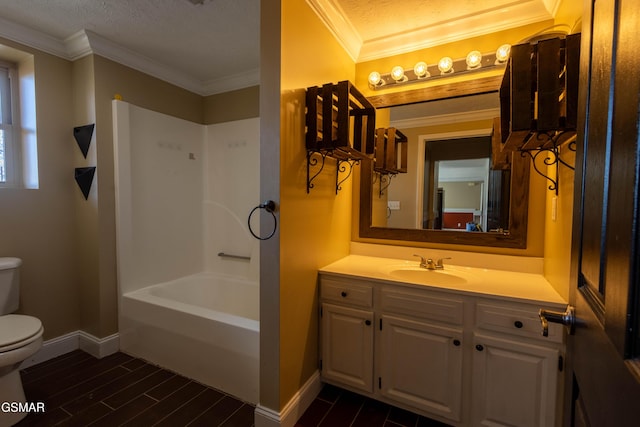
[494,33,581,193]
[372,127,408,198]
[305,80,376,193]
[373,127,408,175]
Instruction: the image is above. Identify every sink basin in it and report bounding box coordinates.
[387,267,468,286]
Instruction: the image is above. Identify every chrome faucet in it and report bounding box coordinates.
[413,254,451,270]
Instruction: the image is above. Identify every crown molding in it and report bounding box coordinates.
[358,8,555,62]
[309,0,558,63]
[64,30,93,60]
[306,0,361,62]
[202,67,260,95]
[390,108,500,129]
[0,16,67,58]
[0,20,257,96]
[82,30,206,95]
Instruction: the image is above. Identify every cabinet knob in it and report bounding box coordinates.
[365,320,372,326]
[475,344,484,352]
[453,339,461,346]
[341,291,348,297]
[514,320,524,328]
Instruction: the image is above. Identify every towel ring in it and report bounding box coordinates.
[248,200,278,240]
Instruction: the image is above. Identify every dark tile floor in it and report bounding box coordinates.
[14,350,254,427]
[12,349,450,427]
[295,384,452,427]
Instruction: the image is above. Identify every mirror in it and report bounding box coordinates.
[359,76,530,248]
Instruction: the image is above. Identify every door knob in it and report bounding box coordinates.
[538,305,575,337]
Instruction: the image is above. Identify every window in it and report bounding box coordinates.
[0,61,17,186]
[0,51,37,190]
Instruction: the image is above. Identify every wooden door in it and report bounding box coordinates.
[567,0,640,425]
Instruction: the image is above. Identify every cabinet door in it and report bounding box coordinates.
[471,333,560,427]
[321,303,374,393]
[379,315,463,422]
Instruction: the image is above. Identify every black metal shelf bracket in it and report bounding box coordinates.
[307,150,328,193]
[336,159,360,194]
[378,173,396,198]
[307,149,363,194]
[519,131,577,195]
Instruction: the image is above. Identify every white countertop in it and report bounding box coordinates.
[319,255,567,306]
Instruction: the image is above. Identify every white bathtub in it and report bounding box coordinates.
[118,272,259,403]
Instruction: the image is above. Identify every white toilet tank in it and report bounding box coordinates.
[0,257,22,315]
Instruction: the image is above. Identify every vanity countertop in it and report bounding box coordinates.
[319,255,567,306]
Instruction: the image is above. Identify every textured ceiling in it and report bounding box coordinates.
[0,0,259,94]
[0,0,558,95]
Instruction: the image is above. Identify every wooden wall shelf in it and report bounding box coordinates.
[498,33,581,151]
[305,80,376,193]
[494,33,580,193]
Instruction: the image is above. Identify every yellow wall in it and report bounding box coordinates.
[277,0,356,409]
[541,0,583,300]
[543,149,575,301]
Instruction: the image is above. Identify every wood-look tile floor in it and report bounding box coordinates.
[14,350,254,427]
[295,384,452,427]
[12,349,451,427]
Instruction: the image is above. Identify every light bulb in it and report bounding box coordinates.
[495,44,511,63]
[438,57,454,74]
[413,61,430,78]
[466,50,482,69]
[391,66,406,82]
[368,71,382,87]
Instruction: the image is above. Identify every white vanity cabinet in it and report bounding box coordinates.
[470,300,564,427]
[378,286,464,422]
[320,278,374,393]
[318,271,566,427]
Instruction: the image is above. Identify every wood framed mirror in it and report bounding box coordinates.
[359,75,530,248]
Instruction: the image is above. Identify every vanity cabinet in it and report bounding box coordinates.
[321,303,374,393]
[319,273,565,427]
[470,300,564,427]
[470,334,560,427]
[379,315,463,422]
[378,286,464,422]
[320,278,374,393]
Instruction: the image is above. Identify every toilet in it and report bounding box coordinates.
[0,258,43,427]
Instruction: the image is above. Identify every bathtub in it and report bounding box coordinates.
[118,272,259,403]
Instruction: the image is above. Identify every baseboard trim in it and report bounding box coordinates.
[20,330,120,369]
[255,370,322,427]
[79,331,120,358]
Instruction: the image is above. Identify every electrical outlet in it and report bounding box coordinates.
[388,201,401,210]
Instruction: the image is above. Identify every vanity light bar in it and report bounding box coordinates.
[368,46,510,90]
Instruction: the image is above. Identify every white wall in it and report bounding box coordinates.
[114,101,204,293]
[204,118,260,282]
[113,101,260,295]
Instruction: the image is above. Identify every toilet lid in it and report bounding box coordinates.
[0,314,43,350]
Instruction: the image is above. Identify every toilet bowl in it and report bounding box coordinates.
[0,315,43,426]
[0,258,44,427]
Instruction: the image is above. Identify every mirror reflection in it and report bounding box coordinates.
[371,93,510,233]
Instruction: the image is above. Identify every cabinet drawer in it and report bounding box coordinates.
[380,286,464,325]
[321,278,373,308]
[475,301,564,343]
